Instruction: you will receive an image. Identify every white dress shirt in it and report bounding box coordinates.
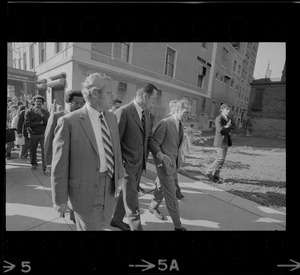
[86,104,108,173]
[172,114,180,132]
[133,99,144,121]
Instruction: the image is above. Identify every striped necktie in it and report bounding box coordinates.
[99,112,114,178]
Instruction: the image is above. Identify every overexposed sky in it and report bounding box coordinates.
[253,42,286,79]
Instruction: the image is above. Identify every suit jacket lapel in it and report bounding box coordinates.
[79,106,99,157]
[168,116,180,146]
[129,101,144,132]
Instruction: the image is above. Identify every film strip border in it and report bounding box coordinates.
[3,232,299,274]
[6,2,292,41]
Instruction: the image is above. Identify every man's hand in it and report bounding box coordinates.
[45,166,51,176]
[224,119,231,128]
[156,152,172,166]
[53,203,70,218]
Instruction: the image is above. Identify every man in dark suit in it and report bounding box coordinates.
[110,83,171,231]
[51,73,125,231]
[149,99,191,231]
[206,103,236,183]
[44,89,85,176]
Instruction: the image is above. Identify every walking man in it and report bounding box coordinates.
[149,99,191,231]
[25,95,50,171]
[110,83,171,231]
[206,103,235,183]
[51,73,124,231]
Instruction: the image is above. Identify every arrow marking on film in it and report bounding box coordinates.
[129,259,156,272]
[278,259,300,271]
[3,261,16,273]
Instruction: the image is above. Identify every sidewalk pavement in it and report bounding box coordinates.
[5,149,286,231]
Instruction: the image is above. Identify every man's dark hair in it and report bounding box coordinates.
[65,89,83,103]
[17,105,26,115]
[136,83,158,97]
[32,95,45,104]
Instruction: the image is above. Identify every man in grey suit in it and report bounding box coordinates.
[149,99,192,231]
[51,73,125,231]
[110,83,171,231]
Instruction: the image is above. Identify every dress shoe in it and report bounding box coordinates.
[149,207,165,220]
[214,175,225,184]
[137,185,145,193]
[175,227,187,231]
[206,173,218,182]
[176,190,184,200]
[110,220,131,231]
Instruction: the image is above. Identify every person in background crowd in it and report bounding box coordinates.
[6,105,17,159]
[206,103,236,183]
[17,104,31,160]
[25,95,50,171]
[110,83,171,231]
[44,89,85,176]
[6,105,18,159]
[149,99,191,231]
[44,89,84,224]
[109,98,122,112]
[51,72,125,231]
[11,105,26,149]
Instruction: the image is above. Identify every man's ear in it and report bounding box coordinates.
[142,93,148,102]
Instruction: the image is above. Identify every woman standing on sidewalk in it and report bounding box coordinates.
[206,103,235,183]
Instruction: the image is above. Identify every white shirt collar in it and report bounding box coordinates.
[86,104,101,122]
[133,99,144,119]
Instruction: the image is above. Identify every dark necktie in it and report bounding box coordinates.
[179,121,183,143]
[99,112,114,178]
[141,110,145,130]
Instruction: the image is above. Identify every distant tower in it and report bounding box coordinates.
[265,60,272,79]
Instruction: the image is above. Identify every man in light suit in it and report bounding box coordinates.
[149,99,192,231]
[51,73,125,231]
[110,83,171,231]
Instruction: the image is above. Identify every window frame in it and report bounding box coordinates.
[164,46,177,78]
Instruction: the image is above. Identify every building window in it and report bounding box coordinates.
[191,99,198,116]
[39,42,46,64]
[201,97,206,112]
[222,47,228,67]
[18,57,21,69]
[202,42,206,49]
[232,106,234,111]
[30,44,35,69]
[55,42,63,53]
[165,47,176,78]
[114,43,130,62]
[117,82,127,101]
[238,65,241,75]
[233,60,237,72]
[197,64,206,88]
[23,52,27,70]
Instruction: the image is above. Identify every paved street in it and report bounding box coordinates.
[5,146,286,231]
